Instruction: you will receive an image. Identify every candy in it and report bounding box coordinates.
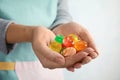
[61,47,76,57]
[55,35,64,44]
[62,36,74,48]
[49,34,88,56]
[69,34,78,42]
[74,40,87,51]
[49,41,62,53]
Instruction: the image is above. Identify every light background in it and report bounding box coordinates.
[64,0,120,80]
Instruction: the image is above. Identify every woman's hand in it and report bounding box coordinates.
[52,22,99,71]
[31,27,66,69]
[32,27,89,69]
[6,23,90,69]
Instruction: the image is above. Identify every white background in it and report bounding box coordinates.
[64,0,120,80]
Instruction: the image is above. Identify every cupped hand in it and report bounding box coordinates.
[31,27,65,69]
[31,26,89,70]
[52,22,99,71]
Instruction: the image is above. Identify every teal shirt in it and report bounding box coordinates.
[0,0,58,61]
[0,0,72,80]
[0,0,57,27]
[0,0,58,80]
[0,0,72,54]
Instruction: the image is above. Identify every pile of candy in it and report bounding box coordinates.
[49,34,87,57]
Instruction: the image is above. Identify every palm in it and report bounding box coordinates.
[32,27,65,69]
[52,22,97,53]
[52,22,98,71]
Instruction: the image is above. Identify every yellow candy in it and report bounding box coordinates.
[69,34,79,42]
[61,47,76,57]
[49,41,62,53]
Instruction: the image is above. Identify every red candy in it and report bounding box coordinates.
[62,36,74,48]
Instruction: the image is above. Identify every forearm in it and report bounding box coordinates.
[6,23,36,44]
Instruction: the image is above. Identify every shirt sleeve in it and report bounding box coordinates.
[50,0,72,29]
[0,18,13,54]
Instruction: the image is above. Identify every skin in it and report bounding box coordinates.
[52,22,99,72]
[6,24,65,68]
[6,22,98,72]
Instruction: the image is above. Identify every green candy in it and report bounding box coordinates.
[55,35,64,44]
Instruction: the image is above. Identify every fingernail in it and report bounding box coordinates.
[92,53,98,59]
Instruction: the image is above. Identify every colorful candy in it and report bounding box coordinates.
[74,40,87,51]
[49,41,62,53]
[61,47,76,57]
[55,35,64,44]
[62,36,74,48]
[69,34,78,42]
[49,34,87,56]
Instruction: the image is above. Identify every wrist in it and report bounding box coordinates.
[6,23,36,43]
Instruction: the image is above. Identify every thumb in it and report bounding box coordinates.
[79,29,99,55]
[39,44,65,65]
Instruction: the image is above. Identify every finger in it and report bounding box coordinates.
[64,51,88,67]
[67,63,82,71]
[72,51,89,63]
[89,52,98,59]
[78,29,99,55]
[83,47,98,59]
[81,56,92,65]
[73,63,82,69]
[36,49,67,69]
[66,67,75,72]
[38,44,65,65]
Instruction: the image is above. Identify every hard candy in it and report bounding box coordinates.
[74,40,87,51]
[55,35,64,44]
[49,41,62,53]
[69,34,78,42]
[61,47,76,57]
[62,36,74,48]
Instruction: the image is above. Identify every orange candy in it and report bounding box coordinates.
[61,47,76,57]
[74,40,87,51]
